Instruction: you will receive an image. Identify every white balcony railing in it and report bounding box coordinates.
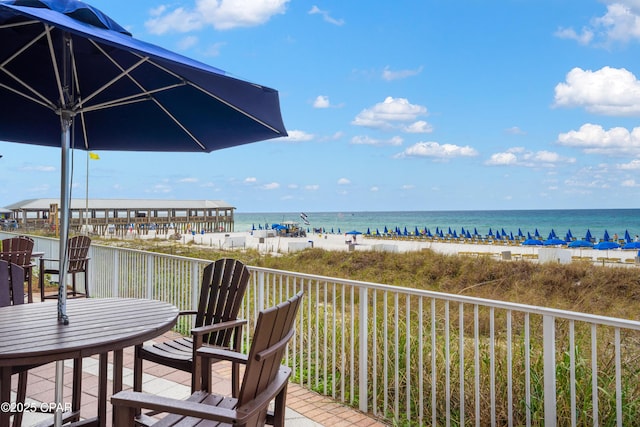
[13,233,640,426]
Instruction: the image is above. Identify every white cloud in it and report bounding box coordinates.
[370,186,379,192]
[554,27,594,45]
[555,2,640,46]
[486,148,575,167]
[381,66,423,81]
[554,67,640,116]
[261,182,280,190]
[622,179,640,187]
[401,184,415,190]
[617,159,640,169]
[281,130,314,142]
[337,178,351,185]
[178,177,198,183]
[504,126,526,135]
[557,123,640,156]
[352,97,428,130]
[304,184,319,191]
[146,0,289,34]
[308,5,344,26]
[177,35,199,50]
[204,41,226,57]
[313,95,330,108]
[350,135,403,146]
[19,165,55,172]
[403,120,433,134]
[396,142,478,159]
[244,177,257,183]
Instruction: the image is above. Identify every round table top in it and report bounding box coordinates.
[0,298,179,366]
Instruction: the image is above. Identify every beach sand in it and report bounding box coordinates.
[124,229,640,266]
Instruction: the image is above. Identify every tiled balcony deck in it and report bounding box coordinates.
[13,330,388,426]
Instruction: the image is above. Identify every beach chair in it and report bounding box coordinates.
[112,291,303,427]
[134,258,250,394]
[0,236,35,302]
[39,235,91,300]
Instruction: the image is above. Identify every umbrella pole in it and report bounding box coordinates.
[58,114,71,325]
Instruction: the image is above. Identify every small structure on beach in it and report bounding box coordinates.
[4,198,236,236]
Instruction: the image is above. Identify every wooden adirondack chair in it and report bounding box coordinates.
[39,235,91,300]
[112,291,303,427]
[0,236,35,303]
[134,258,251,395]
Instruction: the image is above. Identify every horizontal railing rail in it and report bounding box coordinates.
[9,232,640,426]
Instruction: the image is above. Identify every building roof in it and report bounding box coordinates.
[4,198,235,211]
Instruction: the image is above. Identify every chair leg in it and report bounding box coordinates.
[133,345,143,393]
[272,382,288,427]
[84,269,89,298]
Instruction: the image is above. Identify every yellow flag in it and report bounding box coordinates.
[89,152,100,160]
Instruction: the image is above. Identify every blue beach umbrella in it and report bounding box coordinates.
[384,226,388,234]
[345,230,362,235]
[543,237,566,246]
[594,241,620,250]
[566,229,573,239]
[568,240,593,248]
[534,229,540,238]
[509,232,514,241]
[623,241,640,249]
[403,227,408,236]
[466,230,472,239]
[414,226,420,236]
[488,228,493,237]
[522,238,543,246]
[375,228,380,236]
[603,230,610,242]
[585,229,593,242]
[452,230,458,238]
[518,228,524,237]
[624,230,632,243]
[366,227,371,235]
[474,227,479,236]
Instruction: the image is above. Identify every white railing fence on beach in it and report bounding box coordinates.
[9,233,640,426]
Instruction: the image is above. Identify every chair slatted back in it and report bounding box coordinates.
[67,235,91,273]
[195,258,250,346]
[0,236,34,268]
[0,260,25,307]
[237,291,302,421]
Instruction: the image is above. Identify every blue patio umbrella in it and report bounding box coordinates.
[534,229,540,238]
[518,228,524,237]
[566,229,573,239]
[622,241,640,250]
[414,226,420,236]
[509,232,514,240]
[448,227,452,235]
[375,228,380,236]
[550,229,557,238]
[495,233,501,240]
[488,228,493,236]
[624,230,632,243]
[466,230,472,239]
[474,227,479,236]
[452,230,458,238]
[0,0,286,327]
[345,230,362,235]
[603,230,610,241]
[366,227,371,235]
[384,226,388,234]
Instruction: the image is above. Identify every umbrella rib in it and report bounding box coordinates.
[78,83,185,113]
[0,25,57,111]
[45,24,67,111]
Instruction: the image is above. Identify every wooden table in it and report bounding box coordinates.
[0,298,179,427]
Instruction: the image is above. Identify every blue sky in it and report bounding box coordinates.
[2,0,640,213]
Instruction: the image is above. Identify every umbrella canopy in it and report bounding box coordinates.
[345,230,362,235]
[624,230,632,243]
[622,242,640,250]
[603,230,610,242]
[568,240,593,248]
[593,241,620,250]
[522,238,543,246]
[543,238,566,246]
[0,0,287,325]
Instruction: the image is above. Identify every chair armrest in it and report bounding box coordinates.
[191,319,246,337]
[178,310,197,317]
[111,391,237,424]
[196,347,249,365]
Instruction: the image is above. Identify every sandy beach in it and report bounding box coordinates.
[125,228,640,267]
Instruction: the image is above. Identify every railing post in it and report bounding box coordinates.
[146,253,153,299]
[543,315,556,424]
[112,249,119,297]
[359,287,368,413]
[257,270,265,311]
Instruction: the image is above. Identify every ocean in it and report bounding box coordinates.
[234,209,640,241]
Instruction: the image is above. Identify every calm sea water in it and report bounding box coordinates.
[234,209,640,241]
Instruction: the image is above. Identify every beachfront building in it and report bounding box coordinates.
[3,198,235,235]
